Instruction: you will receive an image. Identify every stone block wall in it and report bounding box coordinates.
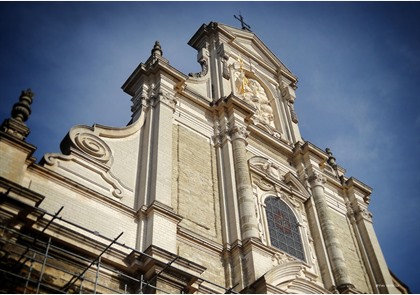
[25,170,137,247]
[172,124,222,243]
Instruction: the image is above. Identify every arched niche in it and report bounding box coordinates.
[232,64,285,136]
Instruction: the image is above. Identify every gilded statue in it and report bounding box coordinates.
[235,60,274,127]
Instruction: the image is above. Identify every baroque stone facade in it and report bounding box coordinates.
[0,22,408,293]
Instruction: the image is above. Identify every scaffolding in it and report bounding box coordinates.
[0,189,238,294]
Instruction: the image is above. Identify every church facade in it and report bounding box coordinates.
[0,22,407,294]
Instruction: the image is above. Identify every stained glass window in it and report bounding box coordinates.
[265,196,305,261]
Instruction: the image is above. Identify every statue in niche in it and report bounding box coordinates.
[235,60,274,127]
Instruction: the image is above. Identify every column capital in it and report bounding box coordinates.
[228,125,249,142]
[308,171,326,187]
[157,91,177,111]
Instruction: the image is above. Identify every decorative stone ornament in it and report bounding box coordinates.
[233,60,275,128]
[151,41,163,62]
[308,171,326,187]
[228,125,249,142]
[12,89,34,122]
[1,89,34,140]
[189,48,209,78]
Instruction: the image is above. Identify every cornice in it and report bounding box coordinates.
[248,124,293,156]
[0,130,37,162]
[129,244,207,277]
[37,219,130,268]
[294,141,328,162]
[122,57,187,97]
[177,85,212,108]
[140,200,183,224]
[241,238,313,270]
[177,226,224,255]
[0,190,131,269]
[212,93,256,119]
[0,176,44,207]
[344,176,372,205]
[345,177,372,194]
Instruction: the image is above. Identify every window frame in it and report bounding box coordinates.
[264,195,306,261]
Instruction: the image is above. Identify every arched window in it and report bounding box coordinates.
[265,196,305,261]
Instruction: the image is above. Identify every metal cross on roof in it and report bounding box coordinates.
[234,13,252,32]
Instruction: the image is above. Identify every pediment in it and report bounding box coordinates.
[188,22,295,79]
[217,23,295,78]
[249,156,311,201]
[264,261,328,294]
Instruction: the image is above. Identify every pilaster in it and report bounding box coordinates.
[345,178,399,294]
[212,94,262,292]
[280,82,302,144]
[229,125,259,241]
[148,90,177,207]
[122,42,184,254]
[308,170,355,293]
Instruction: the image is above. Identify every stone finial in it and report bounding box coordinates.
[325,148,337,170]
[1,89,34,140]
[12,89,34,122]
[151,41,163,58]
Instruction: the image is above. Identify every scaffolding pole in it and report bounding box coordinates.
[35,237,51,294]
[13,206,64,269]
[140,257,177,294]
[1,192,240,294]
[62,231,123,292]
[93,256,101,294]
[225,283,239,294]
[23,252,36,294]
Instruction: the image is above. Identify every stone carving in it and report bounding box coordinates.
[345,201,356,222]
[287,195,301,210]
[159,91,177,110]
[326,148,338,170]
[131,83,177,115]
[289,101,299,124]
[280,83,299,123]
[150,41,163,64]
[73,132,112,163]
[130,95,142,114]
[359,207,373,221]
[217,44,231,80]
[188,59,208,78]
[212,119,223,147]
[228,125,249,142]
[189,48,209,78]
[308,171,326,187]
[249,156,281,180]
[272,252,295,266]
[234,59,275,127]
[261,161,280,179]
[254,190,267,244]
[11,89,34,123]
[254,177,275,192]
[1,89,34,140]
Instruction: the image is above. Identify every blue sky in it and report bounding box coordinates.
[1,2,419,292]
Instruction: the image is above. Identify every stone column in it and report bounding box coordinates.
[309,171,354,292]
[229,125,259,241]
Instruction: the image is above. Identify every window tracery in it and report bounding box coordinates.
[265,196,305,261]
